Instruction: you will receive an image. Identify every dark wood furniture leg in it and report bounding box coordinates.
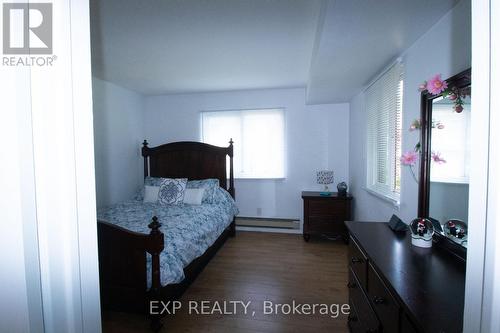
[230,219,236,237]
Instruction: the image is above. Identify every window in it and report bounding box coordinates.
[201,108,285,179]
[366,62,404,202]
[430,99,470,183]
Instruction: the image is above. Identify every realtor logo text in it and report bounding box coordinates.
[2,2,56,66]
[150,300,350,319]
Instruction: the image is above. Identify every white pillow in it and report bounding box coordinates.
[143,185,160,203]
[183,188,205,205]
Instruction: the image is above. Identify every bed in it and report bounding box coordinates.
[96,140,236,331]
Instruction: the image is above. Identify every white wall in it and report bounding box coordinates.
[1,1,102,331]
[349,0,471,223]
[143,88,349,220]
[92,78,144,208]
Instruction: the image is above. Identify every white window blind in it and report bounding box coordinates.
[366,62,404,202]
[201,108,285,179]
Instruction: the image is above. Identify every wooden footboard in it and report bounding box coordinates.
[97,217,164,314]
[98,217,235,331]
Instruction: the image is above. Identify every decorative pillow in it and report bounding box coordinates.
[183,188,205,205]
[134,177,165,201]
[186,179,220,203]
[158,178,187,205]
[143,185,160,203]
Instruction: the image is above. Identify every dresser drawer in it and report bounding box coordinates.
[348,268,380,332]
[367,262,400,333]
[349,237,367,289]
[308,199,348,218]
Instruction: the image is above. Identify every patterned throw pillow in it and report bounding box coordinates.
[158,178,187,205]
[186,179,220,204]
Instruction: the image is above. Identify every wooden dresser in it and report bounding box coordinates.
[345,221,465,333]
[302,191,352,242]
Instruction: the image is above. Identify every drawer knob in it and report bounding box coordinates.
[347,282,356,289]
[372,296,385,304]
[351,257,363,264]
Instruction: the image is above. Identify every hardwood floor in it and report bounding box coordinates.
[102,231,349,333]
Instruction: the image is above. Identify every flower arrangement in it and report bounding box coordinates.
[399,73,465,183]
[418,74,471,113]
[400,118,446,182]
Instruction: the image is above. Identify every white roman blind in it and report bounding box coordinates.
[201,108,285,179]
[366,62,404,202]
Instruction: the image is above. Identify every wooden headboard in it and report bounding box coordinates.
[141,140,235,198]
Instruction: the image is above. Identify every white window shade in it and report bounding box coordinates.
[201,109,285,179]
[366,62,404,202]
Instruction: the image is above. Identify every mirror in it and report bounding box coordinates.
[418,69,471,260]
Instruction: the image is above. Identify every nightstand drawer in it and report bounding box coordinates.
[308,199,347,218]
[308,217,346,234]
[367,262,400,333]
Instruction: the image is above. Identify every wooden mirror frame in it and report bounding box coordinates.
[418,68,471,262]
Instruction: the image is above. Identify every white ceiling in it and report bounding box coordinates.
[306,0,460,103]
[90,0,321,95]
[90,0,459,103]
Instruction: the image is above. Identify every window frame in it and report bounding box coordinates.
[365,62,404,204]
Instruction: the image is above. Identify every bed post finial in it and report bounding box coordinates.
[148,216,161,234]
[228,139,235,199]
[147,215,164,331]
[142,140,149,178]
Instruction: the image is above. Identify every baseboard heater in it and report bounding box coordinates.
[235,216,300,229]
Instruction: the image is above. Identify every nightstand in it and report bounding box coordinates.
[302,191,353,242]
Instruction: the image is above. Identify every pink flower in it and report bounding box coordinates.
[401,151,419,166]
[409,119,421,131]
[454,104,463,113]
[427,74,448,95]
[448,93,457,101]
[431,152,446,164]
[418,82,427,92]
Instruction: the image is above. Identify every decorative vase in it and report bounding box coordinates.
[409,218,434,248]
[337,182,348,196]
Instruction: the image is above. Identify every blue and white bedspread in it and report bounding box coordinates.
[97,187,238,287]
